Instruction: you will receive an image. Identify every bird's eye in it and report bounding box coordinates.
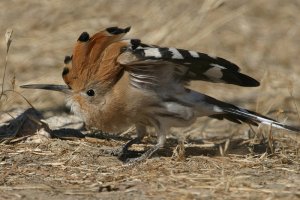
[86,89,95,96]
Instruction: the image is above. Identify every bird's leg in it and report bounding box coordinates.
[126,127,167,164]
[112,124,146,158]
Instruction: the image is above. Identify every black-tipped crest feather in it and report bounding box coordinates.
[64,55,72,64]
[106,26,131,35]
[78,32,90,42]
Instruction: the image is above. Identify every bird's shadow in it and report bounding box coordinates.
[80,131,270,161]
[50,129,271,161]
[0,108,275,160]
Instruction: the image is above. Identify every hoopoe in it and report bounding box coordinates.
[21,27,299,162]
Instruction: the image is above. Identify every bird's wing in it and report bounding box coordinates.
[118,39,259,89]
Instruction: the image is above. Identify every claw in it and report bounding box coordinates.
[125,144,162,164]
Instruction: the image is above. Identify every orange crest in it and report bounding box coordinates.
[62,27,131,91]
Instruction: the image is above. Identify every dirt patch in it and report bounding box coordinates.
[1,109,299,199]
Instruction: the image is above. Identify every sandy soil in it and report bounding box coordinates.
[0,0,300,199]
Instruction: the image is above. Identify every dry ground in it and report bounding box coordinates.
[0,0,300,199]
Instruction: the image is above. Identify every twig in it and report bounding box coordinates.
[287,81,300,123]
[0,29,13,100]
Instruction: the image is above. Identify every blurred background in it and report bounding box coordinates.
[0,0,299,127]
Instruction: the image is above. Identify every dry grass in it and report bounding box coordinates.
[0,0,300,199]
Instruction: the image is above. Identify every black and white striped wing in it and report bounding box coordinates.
[118,39,259,89]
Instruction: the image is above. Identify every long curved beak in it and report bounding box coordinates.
[20,84,71,94]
